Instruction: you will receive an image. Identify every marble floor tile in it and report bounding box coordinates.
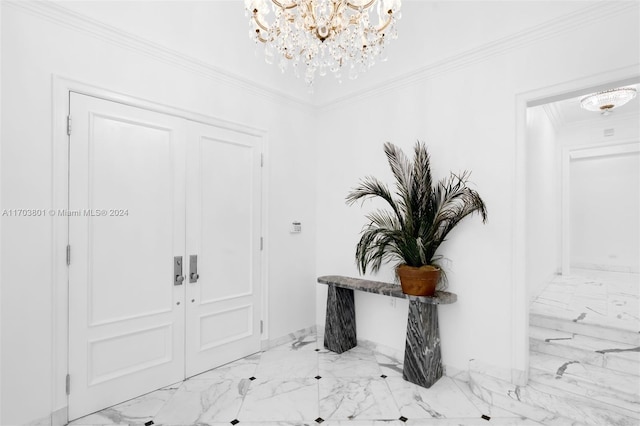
[374,351,405,378]
[229,423,317,426]
[255,350,319,379]
[190,352,261,381]
[404,418,543,425]
[319,377,401,420]
[270,334,320,352]
[451,378,523,419]
[531,269,640,333]
[386,376,482,419]
[321,421,405,425]
[152,377,249,425]
[72,334,546,426]
[69,386,178,425]
[318,346,382,378]
[237,377,318,422]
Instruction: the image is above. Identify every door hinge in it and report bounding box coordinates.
[260,153,264,167]
[67,115,72,136]
[66,244,71,266]
[260,237,263,251]
[260,320,263,334]
[65,374,70,395]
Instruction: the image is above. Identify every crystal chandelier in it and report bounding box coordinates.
[245,0,402,86]
[580,87,637,116]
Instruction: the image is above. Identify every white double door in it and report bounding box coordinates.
[68,93,262,420]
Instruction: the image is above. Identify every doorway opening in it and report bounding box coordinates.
[524,81,639,413]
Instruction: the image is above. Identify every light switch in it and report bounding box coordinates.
[290,221,302,234]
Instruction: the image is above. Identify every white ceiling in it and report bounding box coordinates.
[55,0,598,105]
[545,85,639,128]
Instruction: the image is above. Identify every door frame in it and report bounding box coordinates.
[512,65,638,386]
[51,75,270,424]
[561,140,640,275]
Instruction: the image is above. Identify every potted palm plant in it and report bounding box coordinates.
[346,141,487,296]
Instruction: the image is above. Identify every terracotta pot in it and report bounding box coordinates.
[396,264,440,296]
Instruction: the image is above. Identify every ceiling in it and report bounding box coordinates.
[545,85,639,128]
[55,0,598,105]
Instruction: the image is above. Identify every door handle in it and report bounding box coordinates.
[189,255,199,283]
[174,256,184,286]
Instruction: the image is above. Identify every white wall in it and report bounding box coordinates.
[570,152,639,272]
[311,1,592,106]
[526,106,561,302]
[0,2,3,423]
[0,2,317,425]
[2,1,639,424]
[559,113,640,148]
[315,4,639,378]
[558,112,640,273]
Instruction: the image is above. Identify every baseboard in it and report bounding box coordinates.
[511,368,528,386]
[469,358,512,382]
[26,413,51,426]
[444,363,470,382]
[571,262,639,274]
[51,407,67,426]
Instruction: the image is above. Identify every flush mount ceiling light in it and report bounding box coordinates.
[245,0,401,87]
[580,87,637,116]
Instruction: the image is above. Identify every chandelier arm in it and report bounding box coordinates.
[256,31,268,43]
[306,1,318,31]
[270,0,298,10]
[325,0,341,27]
[376,11,393,33]
[346,0,376,11]
[252,13,271,33]
[246,0,402,85]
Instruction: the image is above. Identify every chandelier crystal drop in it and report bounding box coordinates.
[245,0,402,86]
[580,87,637,116]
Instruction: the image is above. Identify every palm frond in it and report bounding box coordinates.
[411,142,435,221]
[347,142,487,276]
[429,171,487,259]
[346,176,405,227]
[383,142,413,220]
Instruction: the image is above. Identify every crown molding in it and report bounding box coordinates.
[317,1,639,111]
[4,0,315,111]
[4,1,637,112]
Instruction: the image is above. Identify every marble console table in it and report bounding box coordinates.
[318,275,457,389]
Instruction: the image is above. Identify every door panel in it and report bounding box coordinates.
[69,93,186,420]
[185,122,262,377]
[68,93,263,419]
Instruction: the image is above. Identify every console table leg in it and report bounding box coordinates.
[323,284,357,354]
[403,300,443,388]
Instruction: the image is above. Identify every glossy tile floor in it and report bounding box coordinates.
[70,334,542,426]
[530,268,640,332]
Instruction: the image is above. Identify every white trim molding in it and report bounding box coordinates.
[318,1,639,111]
[513,65,639,387]
[5,0,314,111]
[51,76,270,424]
[4,0,638,112]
